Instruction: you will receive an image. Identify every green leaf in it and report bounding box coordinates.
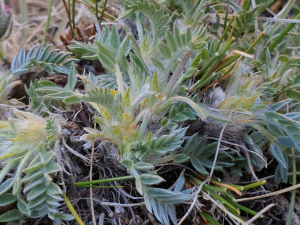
[0,194,17,207]
[174,154,190,164]
[134,162,155,170]
[278,55,289,62]
[23,177,45,193]
[140,174,165,185]
[96,42,117,73]
[159,43,172,59]
[22,162,44,173]
[166,29,177,53]
[151,57,165,70]
[47,183,62,195]
[267,124,284,136]
[43,162,61,174]
[17,198,29,214]
[0,178,14,195]
[110,26,121,50]
[27,184,47,201]
[121,159,133,168]
[286,89,300,102]
[117,9,135,21]
[44,91,74,100]
[150,128,186,156]
[59,214,75,221]
[191,158,209,175]
[277,136,295,148]
[28,194,47,209]
[174,24,182,48]
[0,210,22,222]
[270,143,287,168]
[182,133,199,154]
[63,95,82,105]
[66,63,77,91]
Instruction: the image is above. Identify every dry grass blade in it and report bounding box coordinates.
[245,203,276,224]
[90,142,96,225]
[208,110,234,183]
[236,183,300,202]
[177,180,207,225]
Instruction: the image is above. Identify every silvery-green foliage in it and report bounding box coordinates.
[174,133,238,175]
[172,0,207,27]
[231,0,274,38]
[25,62,79,112]
[144,185,192,225]
[245,101,300,183]
[9,44,77,81]
[0,44,76,105]
[0,114,73,224]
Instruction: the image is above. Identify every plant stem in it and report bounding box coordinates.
[287,148,296,225]
[72,0,76,37]
[76,175,135,187]
[215,14,235,52]
[99,0,108,26]
[223,1,230,30]
[243,180,267,190]
[44,0,54,45]
[202,212,222,225]
[63,191,86,225]
[95,0,99,20]
[225,197,264,218]
[62,0,74,39]
[269,12,300,52]
[21,0,27,43]
[163,50,193,97]
[216,28,266,72]
[90,142,96,225]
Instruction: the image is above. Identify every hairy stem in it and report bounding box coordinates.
[163,50,193,97]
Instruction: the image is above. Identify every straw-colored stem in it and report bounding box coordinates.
[63,191,86,225]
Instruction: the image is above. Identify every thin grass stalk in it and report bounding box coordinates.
[75,0,115,21]
[44,0,54,45]
[216,28,266,72]
[243,180,267,190]
[287,147,296,225]
[68,0,71,16]
[269,12,300,52]
[215,14,235,52]
[90,142,96,225]
[99,0,108,26]
[272,0,297,32]
[72,0,76,37]
[21,0,27,43]
[223,1,230,30]
[202,212,222,225]
[225,197,264,218]
[95,0,99,20]
[62,0,74,39]
[63,191,86,225]
[76,175,135,187]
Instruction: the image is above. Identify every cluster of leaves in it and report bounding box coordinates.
[0,111,73,224]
